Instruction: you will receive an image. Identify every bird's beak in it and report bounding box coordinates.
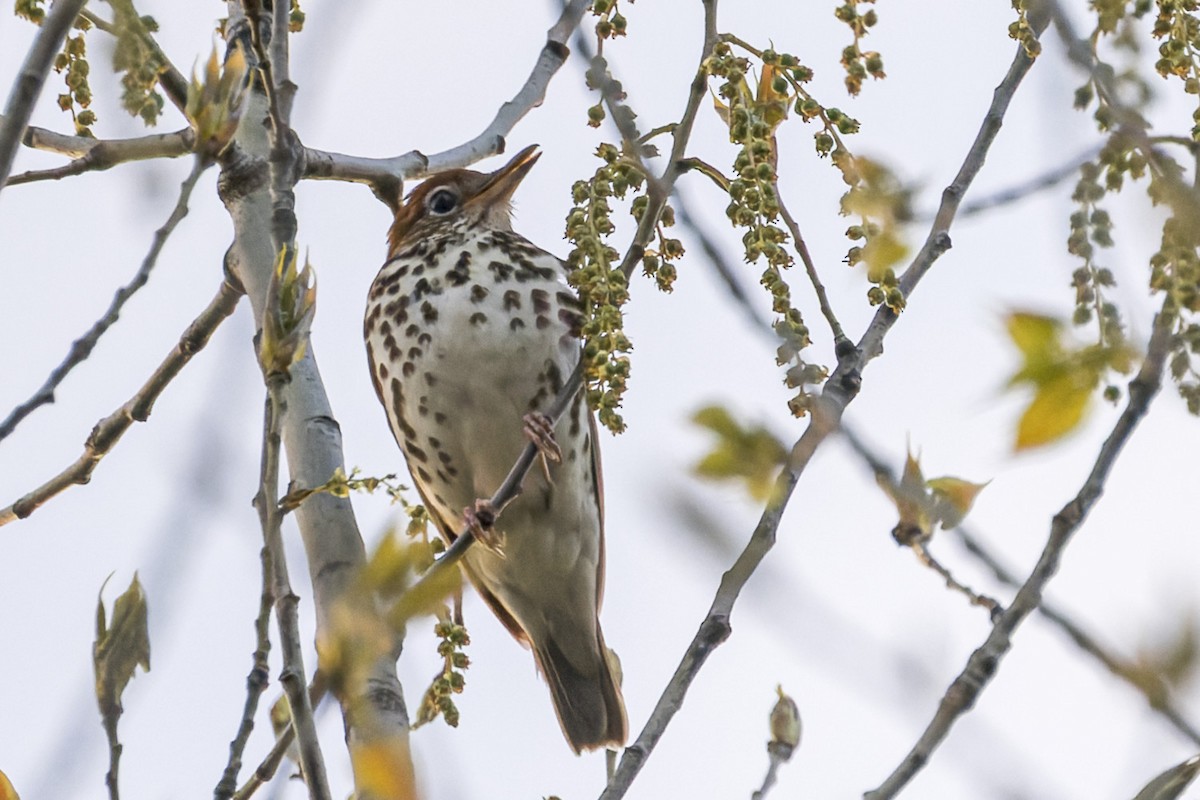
[470,145,541,210]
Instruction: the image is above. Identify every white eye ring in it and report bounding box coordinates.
[427,188,459,215]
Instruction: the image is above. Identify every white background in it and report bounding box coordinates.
[2,1,1198,798]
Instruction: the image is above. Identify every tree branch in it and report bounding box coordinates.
[776,192,848,346]
[301,0,591,209]
[0,0,90,195]
[0,156,208,443]
[4,126,193,186]
[864,313,1174,799]
[0,278,242,526]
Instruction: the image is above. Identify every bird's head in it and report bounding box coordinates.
[387,144,541,255]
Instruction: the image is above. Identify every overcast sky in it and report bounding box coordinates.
[2,2,1199,799]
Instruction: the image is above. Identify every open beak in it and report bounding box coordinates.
[470,144,541,209]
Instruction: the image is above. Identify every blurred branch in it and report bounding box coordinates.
[601,8,1046,798]
[0,157,208,444]
[865,313,1174,799]
[301,0,590,210]
[0,278,242,527]
[752,743,793,800]
[925,149,1093,221]
[4,126,194,185]
[0,0,89,194]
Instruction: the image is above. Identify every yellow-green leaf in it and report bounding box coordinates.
[94,574,151,717]
[927,477,989,530]
[691,404,787,502]
[1015,373,1093,450]
[1006,311,1061,360]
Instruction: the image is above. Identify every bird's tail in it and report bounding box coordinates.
[533,628,627,754]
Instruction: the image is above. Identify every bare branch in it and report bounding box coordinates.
[4,126,193,186]
[301,0,591,209]
[0,157,208,443]
[776,192,848,346]
[0,0,89,195]
[864,313,1174,799]
[0,279,243,527]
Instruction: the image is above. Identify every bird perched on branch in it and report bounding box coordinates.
[363,145,627,753]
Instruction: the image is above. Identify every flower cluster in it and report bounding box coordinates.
[1152,0,1200,139]
[834,1,884,96]
[413,619,470,729]
[589,0,628,41]
[565,143,644,434]
[55,22,96,137]
[1008,0,1043,58]
[110,1,166,126]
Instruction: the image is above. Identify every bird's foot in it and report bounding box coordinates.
[523,412,562,483]
[463,499,504,556]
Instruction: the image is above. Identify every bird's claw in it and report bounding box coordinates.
[523,412,562,483]
[464,499,504,556]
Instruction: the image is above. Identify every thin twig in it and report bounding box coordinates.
[301,0,591,209]
[0,157,209,443]
[601,8,1047,797]
[864,313,1174,799]
[0,0,89,194]
[253,369,331,800]
[4,126,193,186]
[0,279,243,527]
[213,545,275,800]
[102,709,122,800]
[776,192,848,346]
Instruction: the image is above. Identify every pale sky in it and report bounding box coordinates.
[2,2,1199,799]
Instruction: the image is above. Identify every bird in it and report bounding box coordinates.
[363,145,628,753]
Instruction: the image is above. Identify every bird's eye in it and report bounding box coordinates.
[427,188,459,215]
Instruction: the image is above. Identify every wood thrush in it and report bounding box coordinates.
[364,146,628,752]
